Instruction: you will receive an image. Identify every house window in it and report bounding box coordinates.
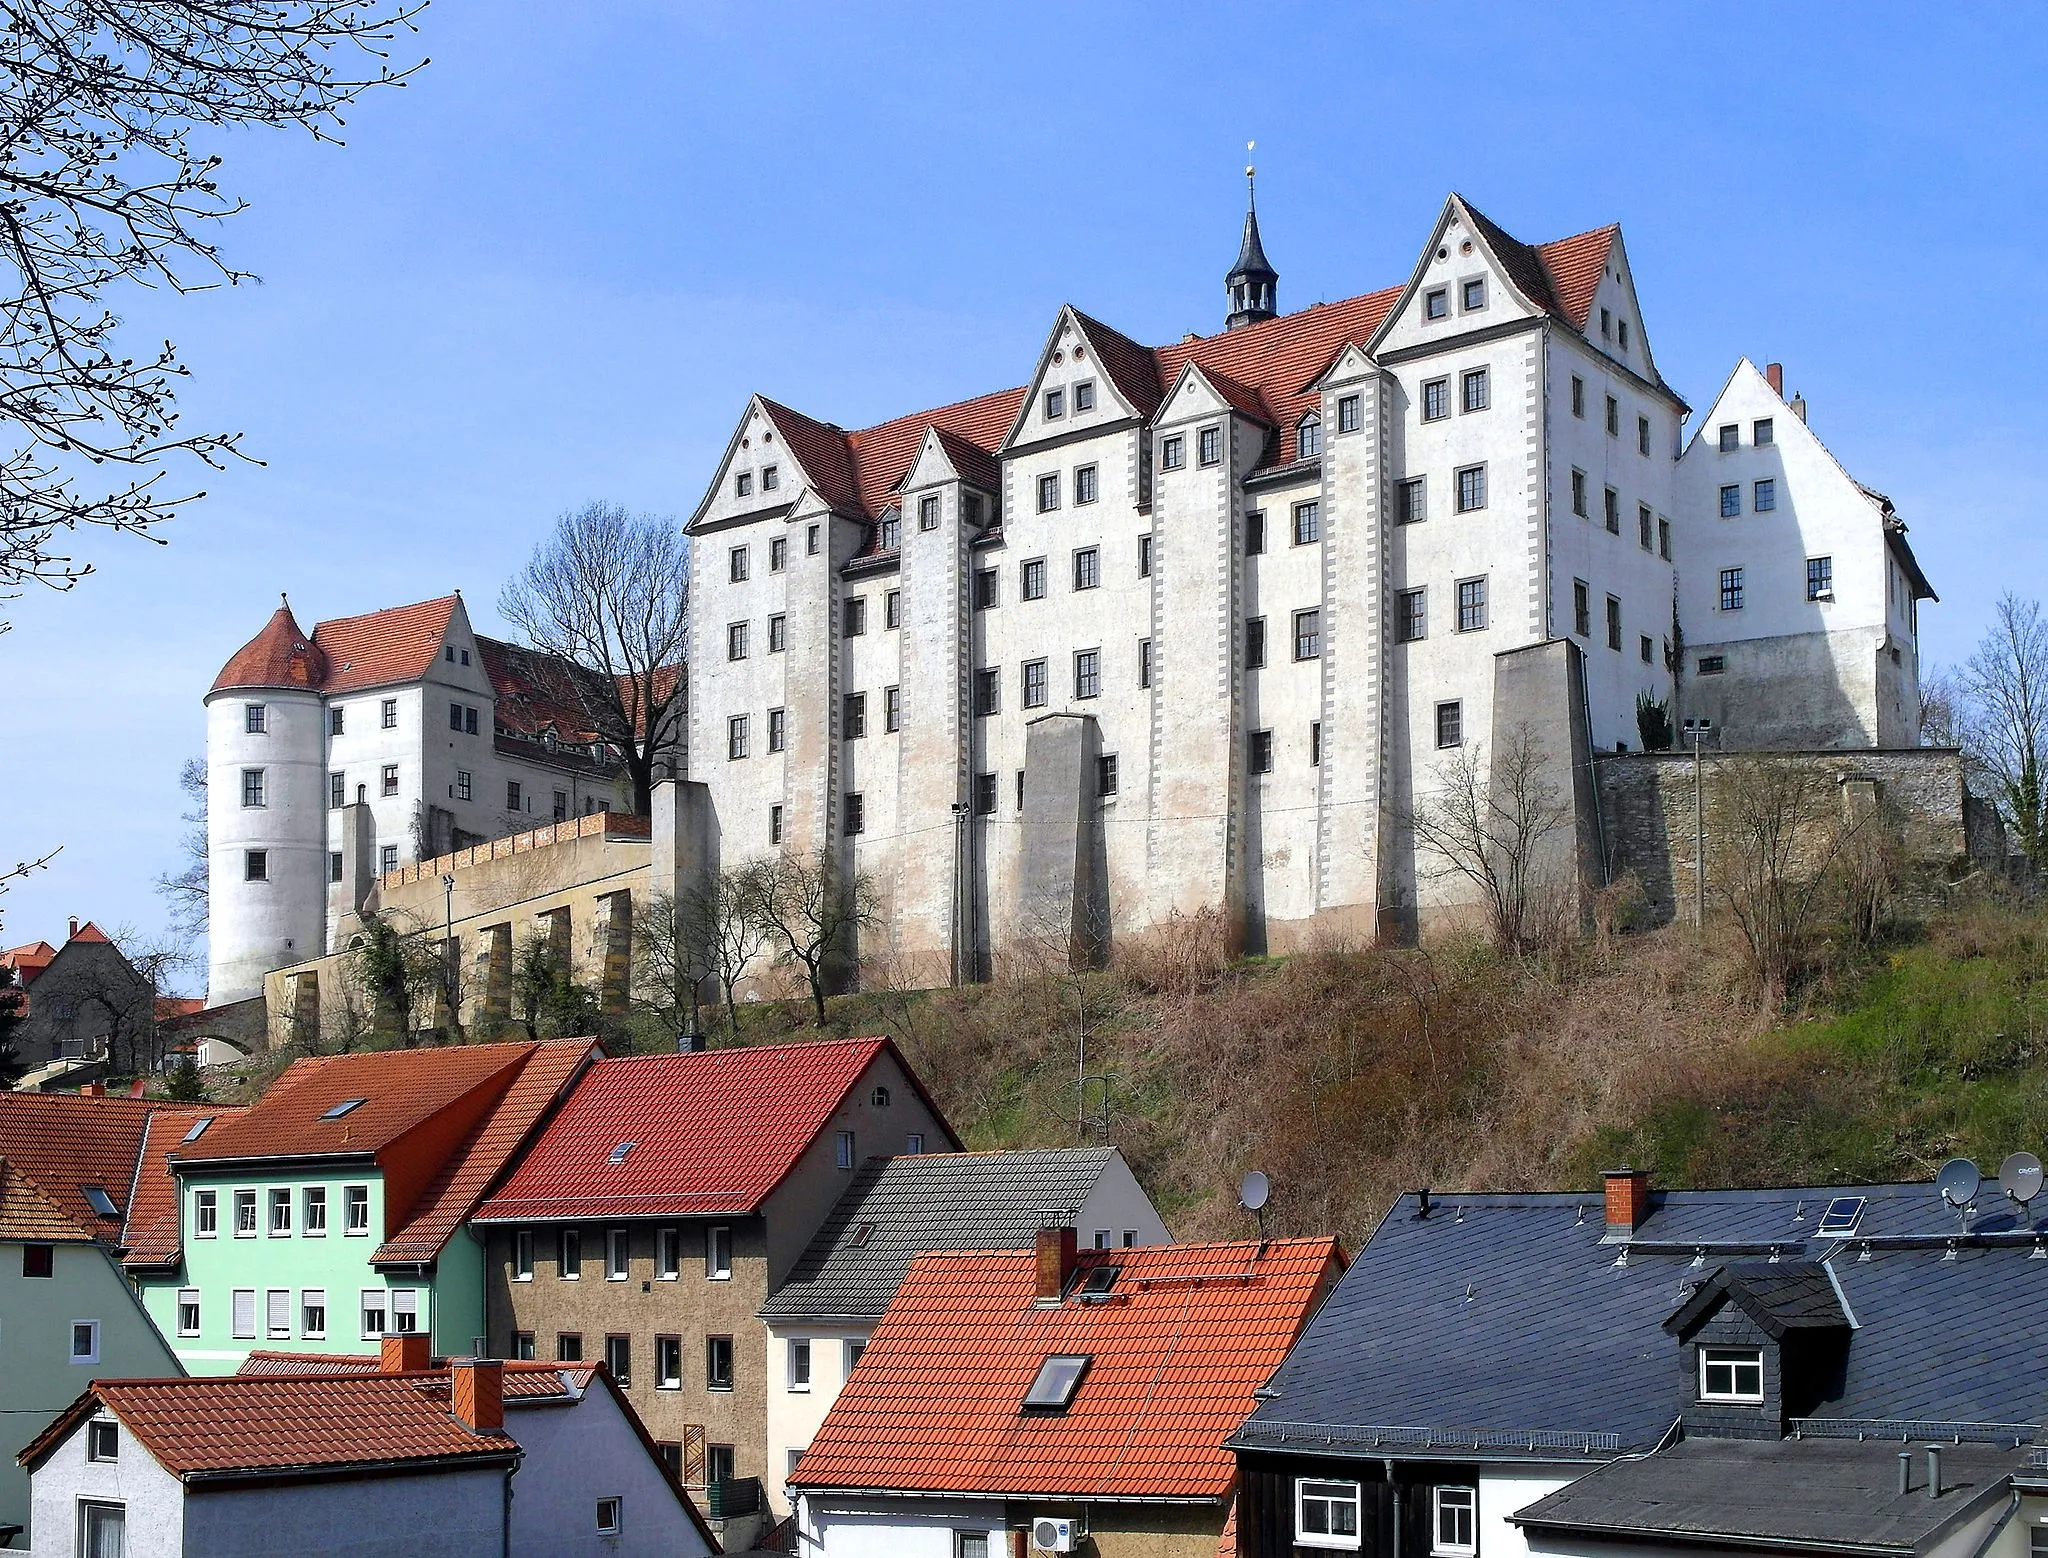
[1397,588,1427,643]
[1604,488,1620,534]
[607,1229,630,1280]
[974,772,998,815]
[1045,387,1065,420]
[389,1289,419,1334]
[87,1420,119,1463]
[884,686,901,733]
[957,1536,990,1558]
[1639,504,1653,551]
[1424,287,1448,320]
[1294,501,1320,544]
[1138,533,1153,576]
[244,849,268,883]
[382,764,399,796]
[380,697,398,729]
[1462,277,1487,312]
[560,1227,582,1279]
[1754,478,1777,512]
[70,1319,100,1363]
[1639,415,1652,456]
[265,1287,291,1339]
[762,465,778,490]
[1200,425,1222,465]
[357,1289,383,1338]
[1606,395,1619,436]
[1023,1354,1091,1411]
[1295,415,1319,458]
[268,1188,291,1236]
[1038,472,1060,512]
[974,568,998,609]
[231,1288,257,1339]
[842,791,864,835]
[1436,701,1463,749]
[514,1229,534,1280]
[729,546,749,583]
[919,493,941,531]
[1754,417,1774,446]
[597,1498,622,1536]
[1073,547,1100,590]
[1571,469,1588,517]
[1076,464,1099,504]
[1455,465,1486,512]
[1720,567,1746,611]
[1022,558,1047,600]
[1296,1478,1362,1550]
[879,511,900,551]
[768,613,786,652]
[844,596,867,636]
[1434,1487,1477,1556]
[240,768,265,808]
[727,622,748,661]
[709,1445,736,1484]
[1246,509,1266,553]
[513,1332,535,1360]
[233,1189,257,1236]
[1246,616,1267,669]
[1074,380,1095,411]
[194,1190,217,1237]
[727,716,748,760]
[1456,578,1487,633]
[1161,434,1183,470]
[789,1338,813,1390]
[1571,376,1585,418]
[1699,1345,1765,1402]
[844,692,867,738]
[1461,368,1489,413]
[177,1289,200,1336]
[707,1335,735,1391]
[1139,638,1153,687]
[707,1225,732,1279]
[1398,477,1426,525]
[657,1334,682,1388]
[654,1229,679,1280]
[735,471,753,498]
[1338,393,1362,432]
[1719,423,1739,452]
[1096,754,1118,797]
[377,845,397,875]
[835,1131,856,1170]
[1022,658,1048,709]
[1421,378,1449,421]
[344,1184,369,1234]
[769,804,783,844]
[1295,609,1322,659]
[1808,555,1834,600]
[1074,649,1101,700]
[1658,517,1672,560]
[973,669,999,717]
[1249,729,1274,775]
[329,705,345,736]
[81,1502,125,1554]
[606,1333,631,1386]
[1607,595,1623,651]
[245,702,267,734]
[557,1332,583,1362]
[770,535,788,571]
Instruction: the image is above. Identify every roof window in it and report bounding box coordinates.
[1075,1265,1120,1301]
[849,1220,875,1249]
[1816,1196,1866,1236]
[1023,1354,1091,1412]
[608,1141,637,1165]
[80,1184,120,1218]
[179,1116,214,1143]
[320,1098,366,1120]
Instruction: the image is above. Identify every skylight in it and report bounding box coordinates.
[1023,1354,1091,1412]
[1076,1265,1119,1300]
[179,1117,213,1143]
[1816,1196,1866,1236]
[80,1185,120,1218]
[607,1141,636,1165]
[321,1099,366,1120]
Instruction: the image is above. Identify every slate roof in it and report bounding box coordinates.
[760,1148,1119,1322]
[791,1237,1341,1501]
[0,1091,156,1242]
[1233,1183,2048,1461]
[1514,1438,2020,1554]
[1663,1259,1849,1340]
[474,1037,958,1223]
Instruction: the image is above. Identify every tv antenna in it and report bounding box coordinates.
[1936,1157,1982,1232]
[1239,1170,1270,1240]
[2001,1151,2043,1227]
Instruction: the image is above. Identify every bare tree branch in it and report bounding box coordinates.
[1958,593,2048,867]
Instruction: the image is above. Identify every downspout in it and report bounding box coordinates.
[503,1449,521,1558]
[1385,1457,1399,1555]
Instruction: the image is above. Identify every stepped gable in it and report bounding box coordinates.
[210,599,326,694]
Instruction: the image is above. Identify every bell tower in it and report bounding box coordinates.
[1225,145,1279,330]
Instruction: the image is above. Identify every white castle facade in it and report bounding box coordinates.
[207,190,1937,1003]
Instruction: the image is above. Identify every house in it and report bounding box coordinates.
[227,1334,720,1555]
[1227,1170,2048,1558]
[139,1038,596,1374]
[790,1230,1343,1557]
[0,1091,208,1547]
[470,1035,956,1543]
[1,921,160,1077]
[758,1147,1172,1516]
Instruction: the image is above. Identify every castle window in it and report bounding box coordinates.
[449,700,464,731]
[1436,701,1463,749]
[770,535,788,572]
[1421,378,1449,421]
[329,771,345,809]
[1293,501,1321,544]
[767,708,785,752]
[1455,465,1486,512]
[1074,380,1095,412]
[1075,464,1099,505]
[1138,534,1153,577]
[768,614,786,653]
[241,769,264,807]
[507,779,523,809]
[1045,387,1065,420]
[1246,616,1267,669]
[1074,650,1101,700]
[1639,415,1652,456]
[1573,580,1591,638]
[1073,547,1100,590]
[974,773,997,815]
[1461,277,1487,312]
[842,793,864,836]
[1023,659,1048,709]
[1607,595,1623,651]
[844,693,867,738]
[1659,518,1672,560]
[963,491,983,527]
[1295,609,1322,660]
[1456,579,1487,634]
[879,511,900,551]
[1249,730,1274,774]
[807,524,820,556]
[1720,568,1745,611]
[1398,478,1426,526]
[378,845,397,874]
[919,493,940,531]
[1606,395,1619,436]
[1698,655,1725,676]
[727,622,748,661]
[1461,369,1488,413]
[735,471,752,498]
[762,465,778,491]
[884,685,901,733]
[1022,558,1046,600]
[1038,472,1060,512]
[1160,434,1183,470]
[1807,556,1834,601]
[1699,1346,1764,1403]
[1641,635,1654,664]
[1605,487,1620,534]
[1424,287,1449,321]
[329,706,344,736]
[1572,469,1588,517]
[330,852,343,882]
[886,589,901,629]
[1753,418,1774,447]
[730,546,749,583]
[1754,479,1777,513]
[553,790,568,822]
[844,596,867,636]
[466,706,478,735]
[381,764,398,796]
[244,850,268,882]
[972,671,998,718]
[1397,589,1427,643]
[1338,394,1361,434]
[1719,423,1739,452]
[769,805,783,845]
[1618,319,1631,351]
[456,770,472,802]
[975,568,999,610]
[1295,416,1319,458]
[1639,505,1653,551]
[1200,425,1222,465]
[727,717,748,760]
[245,703,266,733]
[1138,639,1153,689]
[1097,754,1118,797]
[1246,509,1266,554]
[1601,307,1612,339]
[380,698,397,729]
[1572,376,1585,418]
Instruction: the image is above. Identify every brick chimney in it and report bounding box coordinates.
[450,1358,503,1436]
[67,917,79,939]
[79,1083,104,1098]
[1603,1168,1651,1237]
[381,1332,432,1373]
[1034,1226,1077,1302]
[1764,362,1784,398]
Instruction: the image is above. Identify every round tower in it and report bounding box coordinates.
[205,597,330,1006]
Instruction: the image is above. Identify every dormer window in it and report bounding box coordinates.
[1699,1345,1764,1403]
[1424,287,1449,321]
[879,510,901,551]
[1297,414,1321,458]
[1045,387,1065,420]
[1022,1354,1090,1412]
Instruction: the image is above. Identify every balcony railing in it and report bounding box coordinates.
[706,1477,760,1519]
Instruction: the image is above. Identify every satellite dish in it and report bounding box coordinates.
[1936,1157,1982,1207]
[2001,1152,2044,1204]
[1238,1170,1270,1212]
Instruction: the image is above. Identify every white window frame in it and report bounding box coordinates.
[303,1185,326,1237]
[69,1319,101,1365]
[788,1337,812,1391]
[233,1288,257,1341]
[657,1228,680,1280]
[194,1188,217,1238]
[1433,1486,1477,1557]
[233,1188,257,1237]
[706,1225,732,1280]
[607,1228,630,1281]
[360,1289,386,1340]
[1295,1477,1364,1550]
[389,1288,420,1334]
[268,1187,291,1237]
[344,1183,370,1235]
[302,1289,327,1340]
[596,1497,622,1536]
[266,1287,291,1339]
[1699,1345,1765,1403]
[514,1228,534,1281]
[177,1288,201,1337]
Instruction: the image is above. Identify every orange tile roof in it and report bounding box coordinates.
[0,1092,156,1242]
[312,594,459,696]
[122,1105,246,1270]
[791,1236,1342,1501]
[474,1037,958,1222]
[374,1039,596,1264]
[843,385,1027,519]
[20,1375,518,1479]
[236,1351,600,1398]
[1,940,57,986]
[66,921,112,944]
[209,599,326,694]
[1535,225,1620,333]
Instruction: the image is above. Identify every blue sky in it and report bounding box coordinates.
[4,2,2045,976]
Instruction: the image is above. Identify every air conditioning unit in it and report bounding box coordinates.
[1032,1515,1076,1553]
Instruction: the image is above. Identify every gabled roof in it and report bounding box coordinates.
[19,1375,518,1480]
[209,599,326,694]
[792,1237,1340,1501]
[66,920,112,945]
[1,940,58,984]
[0,1091,156,1242]
[474,1037,958,1222]
[759,396,861,513]
[1662,1259,1849,1341]
[312,594,459,696]
[760,1148,1120,1322]
[238,1349,600,1398]
[1456,196,1618,333]
[843,386,1026,518]
[1071,308,1166,420]
[122,1105,245,1270]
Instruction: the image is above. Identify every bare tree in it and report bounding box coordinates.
[1919,664,1964,748]
[0,2,424,625]
[510,928,596,1040]
[1959,594,2048,867]
[742,849,879,1026]
[0,845,58,934]
[631,890,705,1040]
[636,878,770,1043]
[499,501,689,815]
[1404,723,1577,956]
[348,908,441,1045]
[155,757,208,937]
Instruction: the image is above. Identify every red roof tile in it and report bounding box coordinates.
[791,1237,1342,1501]
[20,1375,518,1478]
[0,1092,156,1242]
[1072,309,1165,420]
[122,1105,247,1270]
[312,594,460,696]
[66,921,112,945]
[237,1351,600,1398]
[209,600,326,695]
[760,397,862,513]
[1,940,58,985]
[474,1037,956,1221]
[1534,225,1619,334]
[844,386,1026,519]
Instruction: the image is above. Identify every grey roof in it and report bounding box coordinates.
[1514,1437,2020,1554]
[1233,1183,2048,1460]
[759,1149,1114,1322]
[1229,202,1276,283]
[1664,1260,1849,1339]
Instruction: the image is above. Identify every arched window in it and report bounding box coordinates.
[1297,413,1322,459]
[870,1085,892,1108]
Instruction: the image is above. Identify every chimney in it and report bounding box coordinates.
[68,917,79,938]
[1898,1449,1912,1496]
[381,1332,432,1373]
[1925,1445,1941,1500]
[127,1079,146,1099]
[450,1358,504,1436]
[1034,1226,1077,1302]
[1791,393,1807,424]
[1764,363,1784,398]
[1603,1168,1651,1237]
[79,1083,104,1098]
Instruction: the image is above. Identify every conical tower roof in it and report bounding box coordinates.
[210,596,327,695]
[1229,199,1277,286]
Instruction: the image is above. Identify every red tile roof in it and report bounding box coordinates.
[1,940,57,985]
[121,1105,247,1270]
[313,594,459,696]
[237,1351,600,1398]
[209,599,326,694]
[1535,225,1620,333]
[791,1236,1342,1501]
[844,386,1027,519]
[66,921,112,945]
[374,1039,597,1264]
[0,1092,156,1242]
[474,1037,957,1222]
[1072,308,1166,421]
[19,1375,518,1479]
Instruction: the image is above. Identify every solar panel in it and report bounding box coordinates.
[1816,1196,1865,1235]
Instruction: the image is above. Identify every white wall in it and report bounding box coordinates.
[764,1322,873,1517]
[28,1410,185,1558]
[510,1383,713,1557]
[799,1492,1007,1558]
[207,686,328,1004]
[1074,1152,1174,1251]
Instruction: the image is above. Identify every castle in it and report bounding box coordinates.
[207,189,1937,1007]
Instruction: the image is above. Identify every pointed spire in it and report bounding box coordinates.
[1225,143,1278,331]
